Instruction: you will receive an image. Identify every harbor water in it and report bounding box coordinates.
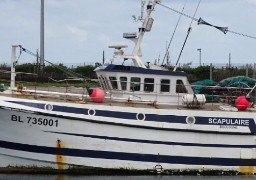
[0,175,255,180]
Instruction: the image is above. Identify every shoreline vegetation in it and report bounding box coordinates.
[0,63,255,86]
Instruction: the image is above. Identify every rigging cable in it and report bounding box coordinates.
[161,0,187,66]
[18,45,90,80]
[157,1,256,40]
[157,2,198,21]
[228,30,256,40]
[171,0,202,71]
[15,47,23,63]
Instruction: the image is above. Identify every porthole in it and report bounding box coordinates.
[88,109,96,116]
[44,104,53,111]
[186,116,196,124]
[136,113,145,121]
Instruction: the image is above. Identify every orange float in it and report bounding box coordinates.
[88,88,105,103]
[235,96,249,110]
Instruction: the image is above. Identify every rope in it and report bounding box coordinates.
[228,30,256,40]
[18,45,90,80]
[161,0,187,66]
[157,2,256,40]
[15,47,23,63]
[157,2,198,22]
[173,0,202,71]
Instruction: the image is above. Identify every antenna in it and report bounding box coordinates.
[110,0,159,68]
[102,50,105,64]
[133,0,146,22]
[140,0,146,21]
[40,0,45,70]
[173,0,202,71]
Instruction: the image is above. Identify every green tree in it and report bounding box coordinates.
[15,63,35,73]
[73,65,96,79]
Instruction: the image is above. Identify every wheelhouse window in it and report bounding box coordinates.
[144,78,154,92]
[120,77,127,90]
[160,79,170,92]
[130,77,141,91]
[99,75,108,90]
[109,76,118,89]
[176,79,187,93]
[98,76,104,89]
[104,77,111,90]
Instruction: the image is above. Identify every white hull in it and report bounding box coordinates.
[2,0,256,175]
[0,96,256,174]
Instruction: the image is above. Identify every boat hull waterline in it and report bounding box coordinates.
[1,0,256,175]
[0,96,256,174]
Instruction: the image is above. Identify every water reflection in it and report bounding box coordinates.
[0,175,255,180]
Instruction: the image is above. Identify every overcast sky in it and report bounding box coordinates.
[1,0,256,67]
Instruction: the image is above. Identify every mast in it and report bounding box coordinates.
[130,0,159,68]
[109,0,159,68]
[40,0,45,69]
[10,45,19,90]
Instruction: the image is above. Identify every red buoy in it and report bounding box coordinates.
[235,96,249,110]
[88,88,105,103]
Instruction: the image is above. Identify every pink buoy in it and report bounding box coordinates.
[235,96,249,110]
[88,88,105,103]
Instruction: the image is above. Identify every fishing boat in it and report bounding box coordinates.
[1,0,256,175]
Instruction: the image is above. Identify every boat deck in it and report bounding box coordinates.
[1,87,255,113]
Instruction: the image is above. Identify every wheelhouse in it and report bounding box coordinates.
[95,64,194,104]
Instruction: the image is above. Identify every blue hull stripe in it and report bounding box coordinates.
[7,101,254,123]
[47,131,256,148]
[2,105,255,135]
[7,101,187,123]
[4,101,256,134]
[0,140,255,166]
